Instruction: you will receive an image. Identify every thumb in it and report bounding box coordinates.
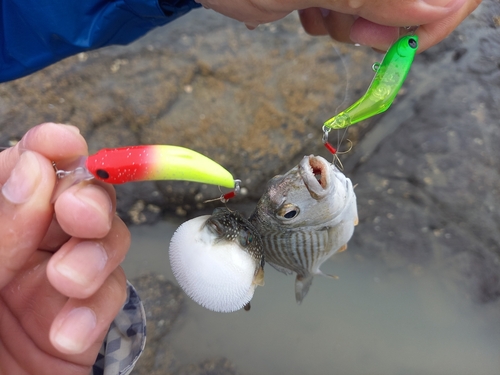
[0,150,56,288]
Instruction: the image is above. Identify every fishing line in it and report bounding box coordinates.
[322,41,352,160]
[332,44,352,153]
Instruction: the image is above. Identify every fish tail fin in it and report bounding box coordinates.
[295,273,314,304]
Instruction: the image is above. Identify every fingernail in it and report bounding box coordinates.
[62,124,81,135]
[422,0,461,6]
[52,307,97,353]
[245,23,258,30]
[43,122,81,135]
[55,241,108,287]
[2,151,41,204]
[20,123,81,152]
[319,8,330,17]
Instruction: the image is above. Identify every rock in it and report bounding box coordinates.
[129,274,183,375]
[129,273,242,375]
[173,358,240,375]
[131,273,184,342]
[343,0,500,303]
[131,338,178,375]
[0,0,498,311]
[0,10,376,221]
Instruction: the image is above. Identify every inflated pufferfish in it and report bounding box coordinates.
[169,207,265,313]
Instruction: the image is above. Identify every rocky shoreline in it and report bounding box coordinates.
[1,1,499,373]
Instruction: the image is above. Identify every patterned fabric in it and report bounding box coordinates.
[91,281,147,375]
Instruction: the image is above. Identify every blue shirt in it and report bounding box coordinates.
[0,0,201,82]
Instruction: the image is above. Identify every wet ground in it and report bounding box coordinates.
[1,0,499,373]
[124,219,500,375]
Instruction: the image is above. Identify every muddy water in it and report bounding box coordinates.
[123,219,500,375]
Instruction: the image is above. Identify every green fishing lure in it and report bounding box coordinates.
[323,35,418,130]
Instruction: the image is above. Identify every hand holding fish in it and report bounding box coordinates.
[196,0,481,51]
[0,123,130,374]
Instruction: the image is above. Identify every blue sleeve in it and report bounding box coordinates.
[0,0,201,82]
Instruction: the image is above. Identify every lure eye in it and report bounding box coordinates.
[95,169,110,179]
[408,38,418,49]
[277,203,300,220]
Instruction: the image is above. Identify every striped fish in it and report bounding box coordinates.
[249,155,358,303]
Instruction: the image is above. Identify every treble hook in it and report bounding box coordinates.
[203,179,242,204]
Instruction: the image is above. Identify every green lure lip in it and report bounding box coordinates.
[323,35,419,130]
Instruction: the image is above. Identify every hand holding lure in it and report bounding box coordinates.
[323,35,418,130]
[53,145,236,200]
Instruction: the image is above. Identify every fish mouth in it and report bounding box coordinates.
[299,155,331,199]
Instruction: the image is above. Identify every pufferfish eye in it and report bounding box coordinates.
[206,220,225,236]
[239,229,253,247]
[276,203,300,220]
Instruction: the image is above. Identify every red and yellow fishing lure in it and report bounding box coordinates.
[53,145,235,200]
[85,145,234,187]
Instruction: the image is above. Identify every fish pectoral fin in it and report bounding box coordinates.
[295,274,314,304]
[324,273,339,280]
[337,244,348,253]
[253,267,265,286]
[354,216,359,226]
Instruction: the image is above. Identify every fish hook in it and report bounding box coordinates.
[332,154,343,171]
[337,139,353,155]
[203,179,242,204]
[333,139,354,171]
[322,127,353,170]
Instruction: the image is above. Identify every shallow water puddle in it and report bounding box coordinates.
[124,220,500,375]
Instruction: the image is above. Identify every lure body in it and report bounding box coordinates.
[324,35,418,130]
[85,145,235,188]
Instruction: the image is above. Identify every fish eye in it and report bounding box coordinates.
[239,229,252,247]
[95,169,110,179]
[408,38,418,49]
[277,203,300,220]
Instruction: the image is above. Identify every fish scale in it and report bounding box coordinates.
[264,229,329,275]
